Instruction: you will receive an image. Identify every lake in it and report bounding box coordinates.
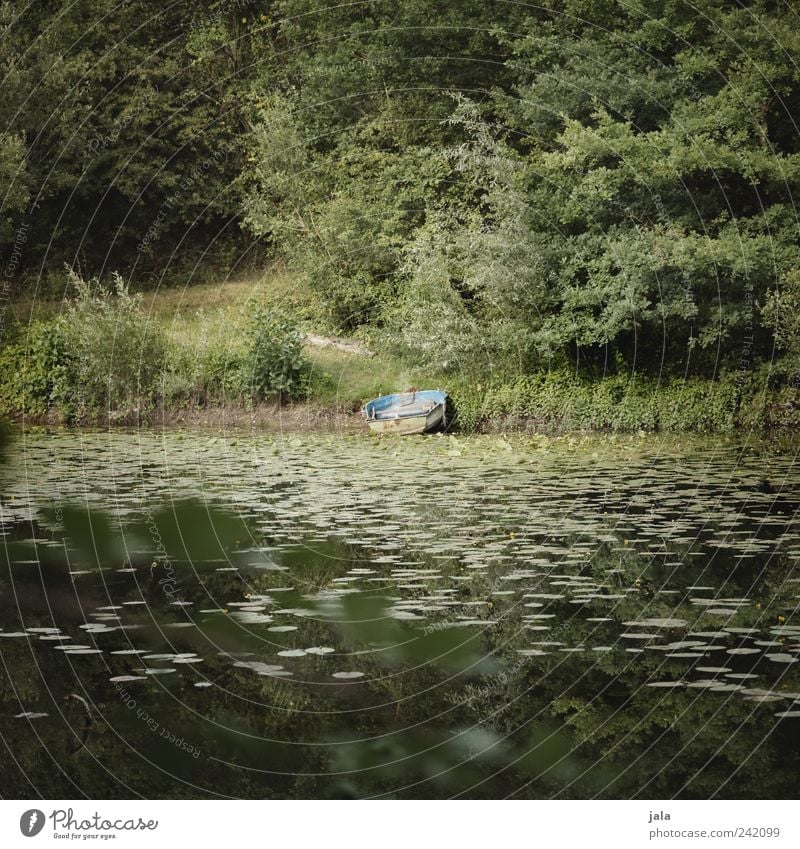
[1,429,799,798]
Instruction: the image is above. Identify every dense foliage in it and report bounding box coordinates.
[0,272,167,420]
[0,272,308,421]
[241,303,309,401]
[2,1,799,385]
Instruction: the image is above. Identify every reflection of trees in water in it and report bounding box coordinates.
[1,477,799,798]
[458,543,800,799]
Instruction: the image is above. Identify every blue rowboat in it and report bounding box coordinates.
[362,389,448,435]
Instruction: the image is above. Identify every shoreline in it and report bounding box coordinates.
[4,396,800,438]
[2,401,365,433]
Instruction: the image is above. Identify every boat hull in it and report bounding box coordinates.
[367,403,445,435]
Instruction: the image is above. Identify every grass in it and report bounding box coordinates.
[7,264,313,336]
[136,271,417,407]
[143,265,305,319]
[134,266,430,408]
[305,347,436,408]
[146,266,308,348]
[4,265,423,413]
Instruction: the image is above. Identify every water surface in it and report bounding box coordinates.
[1,430,799,798]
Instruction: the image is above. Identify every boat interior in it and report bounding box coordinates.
[367,392,440,420]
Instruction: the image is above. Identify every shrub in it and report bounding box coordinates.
[163,339,244,406]
[0,321,66,416]
[52,270,166,420]
[451,371,746,433]
[240,305,308,401]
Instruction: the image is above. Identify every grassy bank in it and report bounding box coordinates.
[1,270,798,433]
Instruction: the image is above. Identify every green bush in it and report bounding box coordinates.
[163,340,244,406]
[0,321,66,416]
[655,379,736,433]
[240,305,308,401]
[451,371,750,434]
[0,288,311,418]
[52,270,166,421]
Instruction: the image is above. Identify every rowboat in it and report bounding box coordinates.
[362,389,448,435]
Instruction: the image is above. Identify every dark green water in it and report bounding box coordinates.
[1,430,799,799]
